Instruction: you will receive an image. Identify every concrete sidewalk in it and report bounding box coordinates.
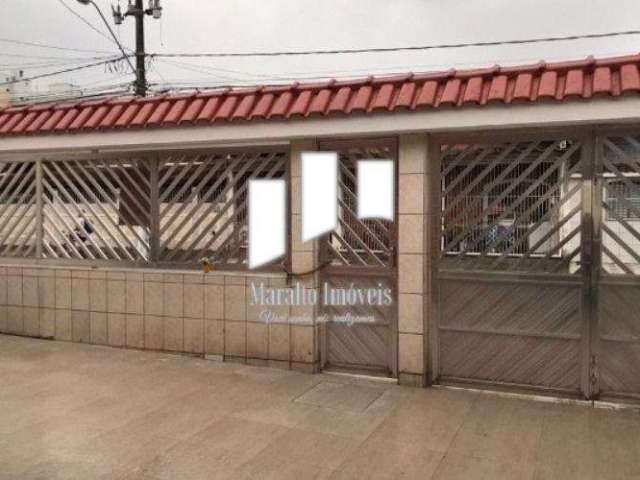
[1,335,639,480]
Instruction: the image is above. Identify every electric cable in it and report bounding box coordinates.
[0,57,126,86]
[149,29,640,58]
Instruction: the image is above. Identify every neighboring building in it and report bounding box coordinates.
[46,82,81,97]
[0,89,9,107]
[0,53,640,402]
[1,77,83,107]
[3,71,32,105]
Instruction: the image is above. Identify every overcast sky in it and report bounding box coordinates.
[3,0,640,99]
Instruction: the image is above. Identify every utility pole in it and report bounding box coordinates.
[77,0,162,97]
[113,0,162,96]
[134,0,147,96]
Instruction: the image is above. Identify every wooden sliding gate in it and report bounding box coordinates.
[431,131,640,400]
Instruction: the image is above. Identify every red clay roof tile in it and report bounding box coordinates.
[462,77,483,104]
[593,67,612,94]
[232,94,256,120]
[2,52,640,137]
[268,91,293,118]
[26,111,52,133]
[564,69,585,97]
[537,71,558,99]
[415,81,438,108]
[0,113,10,130]
[84,105,109,129]
[370,83,394,111]
[1,112,25,133]
[130,102,156,126]
[307,89,332,116]
[40,110,65,132]
[288,90,312,118]
[68,107,94,130]
[146,101,171,126]
[513,73,533,101]
[196,97,221,122]
[393,81,416,109]
[327,87,351,114]
[12,112,37,134]
[163,99,188,124]
[440,79,461,105]
[54,109,79,131]
[214,96,238,121]
[250,93,274,119]
[99,104,124,128]
[115,104,140,127]
[179,97,204,123]
[349,85,372,113]
[620,64,640,92]
[487,75,508,102]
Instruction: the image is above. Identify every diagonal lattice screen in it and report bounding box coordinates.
[601,136,640,276]
[41,157,151,262]
[0,160,38,258]
[157,149,288,265]
[440,139,584,273]
[18,147,289,268]
[319,140,396,268]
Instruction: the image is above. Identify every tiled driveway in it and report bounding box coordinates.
[1,335,639,480]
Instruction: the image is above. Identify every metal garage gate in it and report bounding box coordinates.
[597,133,640,400]
[430,131,640,400]
[318,138,398,377]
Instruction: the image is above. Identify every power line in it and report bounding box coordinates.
[150,29,640,58]
[0,37,114,55]
[148,62,168,85]
[0,59,108,70]
[71,0,136,76]
[56,0,125,50]
[155,57,291,82]
[12,86,129,102]
[10,88,133,106]
[148,48,639,92]
[155,58,252,83]
[0,57,124,86]
[0,52,113,61]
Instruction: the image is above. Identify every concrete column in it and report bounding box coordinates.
[397,133,431,386]
[424,137,441,385]
[288,139,320,373]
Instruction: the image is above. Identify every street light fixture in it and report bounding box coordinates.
[113,0,162,23]
[112,4,124,25]
[151,1,163,20]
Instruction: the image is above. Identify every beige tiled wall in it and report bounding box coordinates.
[0,135,437,386]
[0,265,316,373]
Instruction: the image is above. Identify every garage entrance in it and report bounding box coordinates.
[597,132,640,399]
[431,131,640,400]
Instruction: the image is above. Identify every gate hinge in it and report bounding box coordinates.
[590,354,599,386]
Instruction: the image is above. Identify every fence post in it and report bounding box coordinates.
[35,158,44,258]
